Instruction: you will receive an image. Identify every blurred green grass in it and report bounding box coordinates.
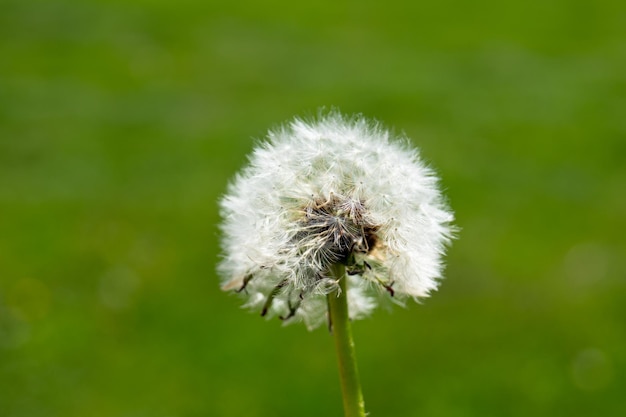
[1,0,625,416]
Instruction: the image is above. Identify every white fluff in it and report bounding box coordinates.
[219,111,454,329]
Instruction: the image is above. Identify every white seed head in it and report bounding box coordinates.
[218,111,454,329]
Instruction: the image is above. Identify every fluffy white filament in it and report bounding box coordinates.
[219,111,454,329]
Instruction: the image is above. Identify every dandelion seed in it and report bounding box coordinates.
[218,111,454,330]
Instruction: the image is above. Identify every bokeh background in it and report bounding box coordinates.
[1,0,625,416]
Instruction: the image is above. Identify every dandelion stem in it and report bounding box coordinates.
[328,263,366,417]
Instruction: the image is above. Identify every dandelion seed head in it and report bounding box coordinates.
[218,111,454,329]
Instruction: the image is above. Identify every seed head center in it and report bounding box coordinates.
[297,195,379,266]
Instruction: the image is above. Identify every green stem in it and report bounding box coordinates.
[327,263,366,417]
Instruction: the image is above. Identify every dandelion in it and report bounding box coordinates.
[218,111,454,417]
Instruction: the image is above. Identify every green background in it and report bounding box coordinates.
[1,0,624,416]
